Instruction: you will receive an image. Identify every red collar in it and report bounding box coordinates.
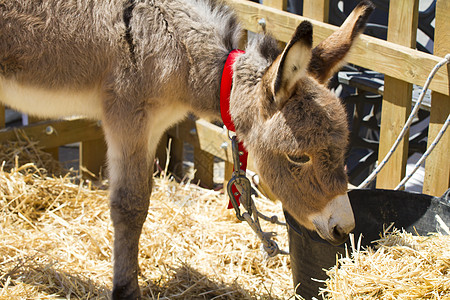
[220,49,248,208]
[220,49,244,131]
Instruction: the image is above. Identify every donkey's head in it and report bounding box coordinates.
[230,1,374,245]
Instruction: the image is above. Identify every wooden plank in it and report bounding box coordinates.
[376,81,412,189]
[262,0,286,11]
[195,119,231,161]
[376,0,418,189]
[80,138,107,179]
[423,0,450,196]
[29,116,60,160]
[0,118,103,149]
[194,146,215,188]
[433,0,450,59]
[194,120,225,188]
[303,0,329,22]
[75,121,106,178]
[224,161,234,188]
[223,160,234,205]
[80,136,107,179]
[423,93,450,196]
[227,0,450,96]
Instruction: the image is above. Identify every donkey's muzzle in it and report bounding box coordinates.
[311,193,355,245]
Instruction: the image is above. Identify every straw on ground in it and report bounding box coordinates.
[0,150,292,299]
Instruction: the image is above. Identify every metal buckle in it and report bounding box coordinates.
[226,136,253,220]
[226,136,288,257]
[227,175,252,221]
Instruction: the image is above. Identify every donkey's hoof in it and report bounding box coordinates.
[112,284,141,300]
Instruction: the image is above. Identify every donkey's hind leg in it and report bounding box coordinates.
[103,110,154,300]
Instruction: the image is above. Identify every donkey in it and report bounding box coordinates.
[0,0,374,298]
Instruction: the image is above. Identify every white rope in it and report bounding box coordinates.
[358,54,450,189]
[242,212,288,256]
[395,113,450,190]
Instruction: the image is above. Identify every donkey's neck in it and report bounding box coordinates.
[167,0,241,118]
[184,44,232,118]
[227,47,277,150]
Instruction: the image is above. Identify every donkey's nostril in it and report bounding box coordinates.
[332,225,348,242]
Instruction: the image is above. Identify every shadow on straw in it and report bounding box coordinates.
[140,262,269,300]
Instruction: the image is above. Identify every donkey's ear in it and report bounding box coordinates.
[268,21,313,107]
[308,0,374,84]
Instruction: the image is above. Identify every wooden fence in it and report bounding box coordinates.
[0,115,106,179]
[0,0,448,197]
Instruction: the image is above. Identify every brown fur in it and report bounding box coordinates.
[308,0,375,84]
[0,0,373,298]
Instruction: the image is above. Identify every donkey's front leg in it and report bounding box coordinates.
[104,119,154,300]
[110,180,150,300]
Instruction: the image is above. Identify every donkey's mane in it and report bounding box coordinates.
[187,0,242,52]
[251,33,281,62]
[209,0,241,51]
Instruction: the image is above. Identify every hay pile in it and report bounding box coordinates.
[0,153,292,299]
[2,139,449,300]
[321,229,450,299]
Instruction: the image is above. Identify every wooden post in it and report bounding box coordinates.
[0,105,5,129]
[303,0,329,22]
[155,133,169,171]
[80,137,107,179]
[376,0,419,189]
[423,0,450,196]
[167,134,184,178]
[194,146,215,188]
[223,160,234,191]
[155,132,184,177]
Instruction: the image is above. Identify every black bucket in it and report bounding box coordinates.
[285,189,450,299]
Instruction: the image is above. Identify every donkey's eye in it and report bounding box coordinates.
[286,154,310,164]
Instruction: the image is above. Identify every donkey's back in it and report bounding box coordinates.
[1,1,120,118]
[0,1,124,84]
[0,0,236,120]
